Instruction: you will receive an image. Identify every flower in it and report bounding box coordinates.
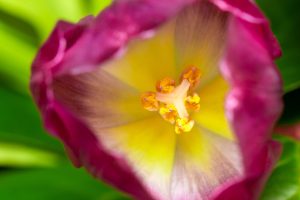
[30,0,283,199]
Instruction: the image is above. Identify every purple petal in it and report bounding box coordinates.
[30,1,195,199]
[210,0,281,58]
[214,15,283,199]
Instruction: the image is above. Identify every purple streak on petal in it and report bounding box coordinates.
[213,16,283,199]
[210,0,281,58]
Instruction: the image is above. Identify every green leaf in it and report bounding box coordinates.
[0,86,63,152]
[0,0,112,94]
[0,162,129,200]
[88,0,112,15]
[261,136,300,200]
[0,143,60,167]
[257,0,300,93]
[0,0,87,94]
[0,21,36,94]
[278,88,300,125]
[0,0,88,39]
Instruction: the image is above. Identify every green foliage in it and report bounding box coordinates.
[0,162,129,200]
[0,143,60,167]
[0,1,129,199]
[0,0,112,94]
[261,136,300,200]
[256,2,300,197]
[257,0,300,93]
[278,88,300,125]
[0,87,62,151]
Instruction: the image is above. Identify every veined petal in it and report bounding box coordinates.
[102,22,176,92]
[210,0,281,58]
[53,68,152,129]
[31,1,197,199]
[175,1,228,86]
[53,0,195,76]
[214,15,283,199]
[99,117,176,200]
[171,126,243,200]
[102,1,228,91]
[194,76,232,141]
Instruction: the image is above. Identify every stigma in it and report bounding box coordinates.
[141,67,201,134]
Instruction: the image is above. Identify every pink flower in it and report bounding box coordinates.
[31,0,283,199]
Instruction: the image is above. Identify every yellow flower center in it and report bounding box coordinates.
[141,67,201,134]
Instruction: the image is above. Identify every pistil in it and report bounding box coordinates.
[156,79,190,118]
[141,66,201,134]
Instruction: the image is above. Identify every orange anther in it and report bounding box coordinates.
[175,118,195,134]
[159,104,178,124]
[185,93,200,111]
[156,77,176,93]
[141,92,159,111]
[180,66,201,88]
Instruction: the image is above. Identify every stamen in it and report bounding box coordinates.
[185,93,201,111]
[156,77,176,93]
[141,92,159,111]
[175,118,195,134]
[159,104,177,124]
[156,79,190,118]
[180,66,201,88]
[141,66,202,134]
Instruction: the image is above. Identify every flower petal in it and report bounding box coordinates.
[102,21,176,92]
[210,0,281,58]
[99,117,176,200]
[43,101,154,199]
[31,16,94,108]
[215,15,283,198]
[53,0,196,77]
[175,1,228,85]
[194,75,232,140]
[53,68,152,129]
[171,126,243,200]
[31,1,197,199]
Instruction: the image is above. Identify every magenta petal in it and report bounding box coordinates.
[215,16,283,199]
[44,101,154,200]
[210,0,281,58]
[212,141,281,200]
[31,17,94,109]
[30,18,155,197]
[30,1,196,199]
[52,0,195,76]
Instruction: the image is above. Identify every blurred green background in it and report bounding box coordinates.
[0,0,299,200]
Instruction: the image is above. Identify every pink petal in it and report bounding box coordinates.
[215,15,283,199]
[210,0,282,58]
